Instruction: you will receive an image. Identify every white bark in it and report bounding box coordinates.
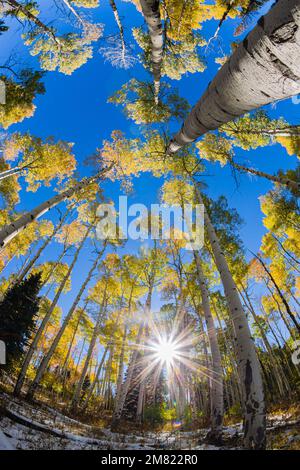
[71,282,108,409]
[0,166,23,181]
[83,309,122,407]
[110,322,144,429]
[62,0,85,27]
[27,245,104,397]
[194,185,266,449]
[194,251,224,441]
[232,161,300,194]
[16,209,70,284]
[109,0,126,60]
[14,226,91,397]
[114,324,127,410]
[0,167,110,249]
[139,0,163,104]
[136,288,153,422]
[83,344,109,407]
[168,0,300,152]
[5,0,62,46]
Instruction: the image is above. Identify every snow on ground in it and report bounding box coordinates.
[0,429,15,450]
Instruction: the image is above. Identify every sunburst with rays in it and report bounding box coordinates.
[126,310,221,407]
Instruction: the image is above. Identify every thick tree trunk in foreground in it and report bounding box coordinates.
[194,185,266,449]
[168,0,300,152]
[27,245,104,398]
[0,166,110,249]
[194,251,224,442]
[14,226,91,397]
[139,0,163,104]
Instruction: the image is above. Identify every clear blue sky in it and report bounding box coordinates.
[0,1,299,317]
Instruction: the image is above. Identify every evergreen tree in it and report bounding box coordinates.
[0,273,42,370]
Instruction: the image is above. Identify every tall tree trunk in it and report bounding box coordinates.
[70,282,108,410]
[114,324,127,410]
[5,0,62,45]
[73,338,86,380]
[194,184,266,449]
[256,254,300,334]
[223,124,300,137]
[83,309,122,408]
[212,301,242,405]
[0,166,111,249]
[206,1,234,47]
[0,166,23,181]
[62,0,85,27]
[16,209,70,284]
[83,345,109,407]
[240,285,289,397]
[14,226,91,397]
[232,161,300,194]
[41,245,70,289]
[139,0,163,104]
[136,288,153,423]
[168,0,300,152]
[265,282,296,340]
[109,0,126,62]
[110,321,144,430]
[26,246,105,398]
[194,251,224,443]
[61,301,87,376]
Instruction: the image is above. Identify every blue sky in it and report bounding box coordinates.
[0,1,299,318]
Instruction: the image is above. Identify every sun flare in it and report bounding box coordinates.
[152,337,180,366]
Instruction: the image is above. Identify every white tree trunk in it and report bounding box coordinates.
[194,251,224,442]
[16,209,70,284]
[71,283,108,409]
[109,0,126,60]
[5,0,62,45]
[0,166,110,249]
[136,288,153,422]
[82,344,109,407]
[14,226,91,397]
[139,0,163,104]
[168,0,300,152]
[232,161,300,193]
[26,244,104,397]
[195,186,266,449]
[0,166,22,181]
[114,324,127,410]
[110,322,144,429]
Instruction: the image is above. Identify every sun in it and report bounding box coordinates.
[152,337,180,366]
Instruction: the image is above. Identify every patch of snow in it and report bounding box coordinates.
[0,429,16,450]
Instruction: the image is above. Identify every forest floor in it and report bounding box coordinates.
[0,391,299,450]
